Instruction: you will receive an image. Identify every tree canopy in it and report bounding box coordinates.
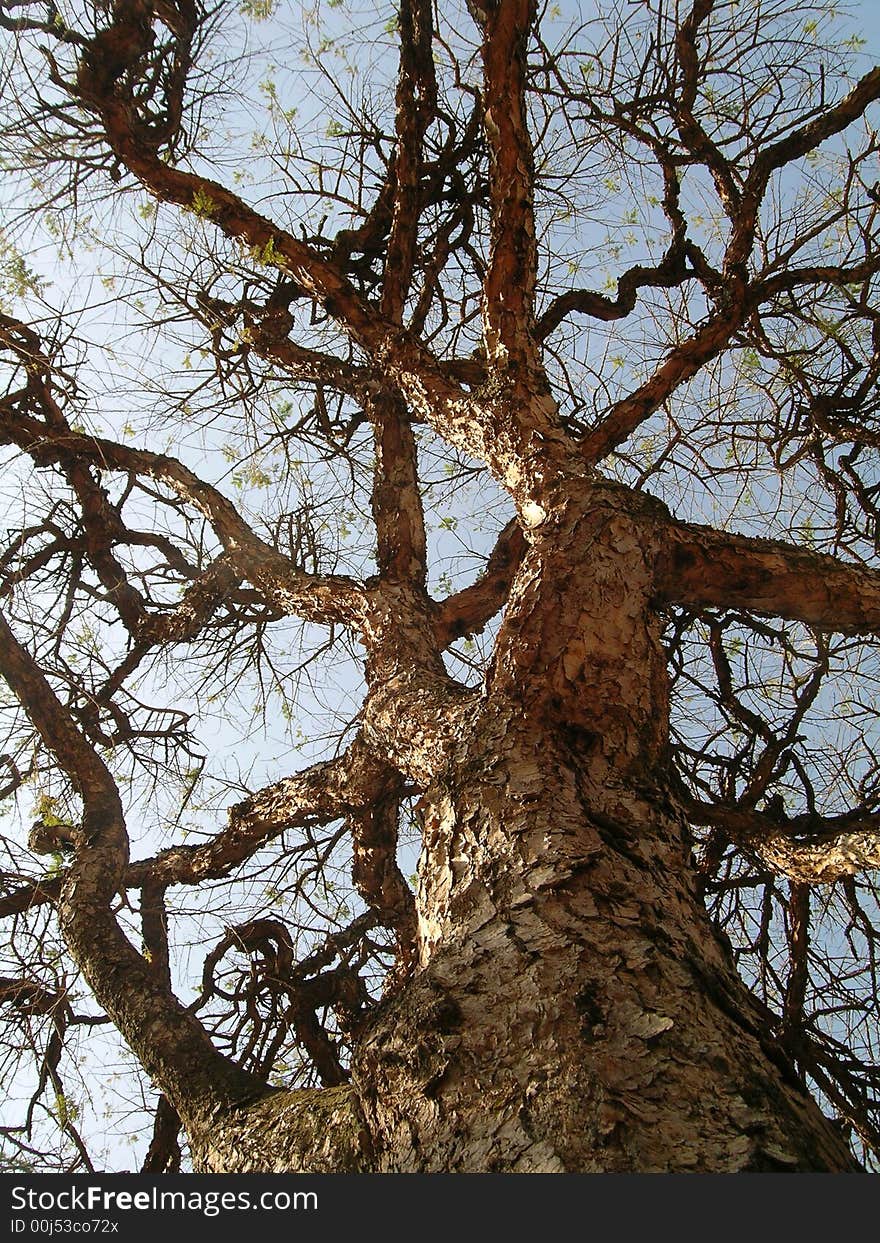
[1,0,880,1173]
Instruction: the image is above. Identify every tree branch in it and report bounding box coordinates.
[674,0,741,220]
[750,66,880,188]
[0,403,366,630]
[0,604,266,1122]
[368,391,428,586]
[381,0,437,323]
[472,0,541,371]
[580,299,747,464]
[687,799,880,884]
[656,520,880,633]
[0,740,399,925]
[433,518,526,644]
[350,794,417,970]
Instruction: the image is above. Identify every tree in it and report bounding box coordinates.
[1,0,880,1173]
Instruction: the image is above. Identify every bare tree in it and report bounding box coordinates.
[1,0,880,1172]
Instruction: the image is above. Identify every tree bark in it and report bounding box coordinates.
[184,718,859,1171]
[182,493,858,1172]
[3,0,879,1177]
[353,728,857,1171]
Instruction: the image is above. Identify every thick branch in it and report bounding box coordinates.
[536,253,691,339]
[580,294,746,465]
[369,391,428,586]
[474,0,541,370]
[576,55,880,465]
[0,407,365,629]
[688,799,880,884]
[674,0,741,220]
[141,1095,182,1173]
[381,0,436,322]
[656,520,880,633]
[433,518,526,644]
[754,256,880,302]
[0,876,62,920]
[350,794,417,969]
[0,740,400,919]
[137,740,397,890]
[138,555,243,645]
[727,67,880,273]
[73,2,378,343]
[0,610,122,848]
[750,67,880,188]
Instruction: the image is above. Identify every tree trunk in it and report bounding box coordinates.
[179,492,860,1172]
[156,725,861,1173]
[352,722,856,1172]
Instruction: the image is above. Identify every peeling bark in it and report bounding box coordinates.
[353,725,856,1171]
[685,799,880,884]
[2,0,879,1177]
[185,498,859,1171]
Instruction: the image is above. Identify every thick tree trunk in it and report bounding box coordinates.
[179,492,859,1172]
[187,721,857,1172]
[352,724,857,1171]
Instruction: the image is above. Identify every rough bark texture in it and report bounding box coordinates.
[178,716,857,1171]
[354,739,855,1172]
[347,500,856,1172]
[3,0,880,1176]
[178,496,857,1171]
[190,1087,369,1174]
